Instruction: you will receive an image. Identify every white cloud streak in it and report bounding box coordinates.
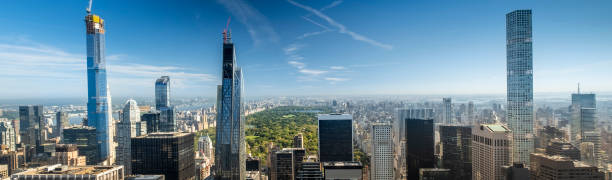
[288,0,393,50]
[216,0,278,45]
[330,66,346,70]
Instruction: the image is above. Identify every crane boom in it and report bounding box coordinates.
[86,0,93,14]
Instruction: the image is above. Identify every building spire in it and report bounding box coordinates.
[577,83,581,94]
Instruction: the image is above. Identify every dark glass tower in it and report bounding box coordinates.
[18,105,43,152]
[155,76,170,110]
[214,30,245,180]
[405,118,434,179]
[317,114,353,162]
[506,9,534,164]
[85,12,113,163]
[440,125,472,180]
[131,132,195,180]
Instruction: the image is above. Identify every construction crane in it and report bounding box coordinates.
[223,17,231,43]
[86,0,93,14]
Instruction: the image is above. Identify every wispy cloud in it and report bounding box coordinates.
[288,0,393,50]
[216,0,278,45]
[288,61,306,69]
[324,77,349,84]
[330,66,346,70]
[299,69,328,76]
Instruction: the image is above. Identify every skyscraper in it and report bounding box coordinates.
[395,108,434,179]
[472,124,512,180]
[155,76,170,110]
[63,126,99,165]
[570,90,596,144]
[405,118,434,179]
[0,122,16,151]
[215,29,245,180]
[19,105,43,153]
[56,111,69,139]
[85,11,114,164]
[440,125,472,180]
[442,98,453,124]
[371,123,393,180]
[198,135,213,160]
[131,132,195,180]
[116,99,147,175]
[293,133,304,148]
[318,114,353,162]
[506,9,534,164]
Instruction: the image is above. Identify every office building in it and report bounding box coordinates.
[131,132,195,180]
[405,118,434,179]
[246,157,260,171]
[395,108,434,179]
[142,112,161,133]
[273,150,294,180]
[0,122,16,151]
[545,139,580,160]
[63,126,99,165]
[85,11,114,164]
[294,133,304,148]
[155,76,170,110]
[19,105,44,153]
[159,107,175,132]
[127,175,165,180]
[198,135,213,160]
[530,153,604,180]
[11,164,124,180]
[215,29,246,180]
[0,151,18,175]
[371,123,393,180]
[318,114,353,162]
[53,144,87,166]
[506,9,534,164]
[55,111,69,139]
[419,168,450,180]
[570,90,596,143]
[472,124,512,180]
[117,99,147,175]
[322,161,363,180]
[296,162,323,180]
[439,125,472,180]
[442,98,453,124]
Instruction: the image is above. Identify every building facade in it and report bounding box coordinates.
[116,99,147,175]
[530,153,604,180]
[19,105,44,153]
[318,114,353,162]
[55,111,69,139]
[53,144,87,166]
[215,30,246,180]
[131,132,195,180]
[440,125,472,180]
[442,98,453,124]
[0,122,16,151]
[63,126,99,165]
[85,12,114,164]
[11,164,124,180]
[405,118,434,179]
[371,123,393,180]
[506,9,534,164]
[155,76,170,110]
[472,124,512,180]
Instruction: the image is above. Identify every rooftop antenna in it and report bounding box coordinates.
[223,17,231,43]
[86,0,93,14]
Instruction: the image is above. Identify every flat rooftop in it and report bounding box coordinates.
[482,124,511,132]
[16,165,120,176]
[318,113,352,120]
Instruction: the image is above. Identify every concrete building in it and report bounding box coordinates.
[294,133,304,148]
[502,163,530,180]
[546,139,580,160]
[419,168,450,180]
[530,153,604,180]
[11,164,124,180]
[62,126,99,165]
[53,144,86,166]
[472,124,512,180]
[0,121,16,151]
[370,123,393,180]
[296,162,323,180]
[55,112,69,139]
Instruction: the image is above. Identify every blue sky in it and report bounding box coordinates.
[0,0,611,98]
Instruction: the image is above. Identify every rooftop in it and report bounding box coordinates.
[481,124,511,133]
[318,113,352,120]
[138,132,192,138]
[16,164,122,176]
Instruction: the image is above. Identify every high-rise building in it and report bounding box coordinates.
[159,107,175,132]
[439,125,472,180]
[570,91,596,144]
[116,99,147,175]
[442,98,453,124]
[318,114,353,162]
[85,11,114,164]
[19,105,44,153]
[419,168,450,180]
[63,126,99,165]
[131,132,195,180]
[395,108,434,179]
[371,123,393,180]
[0,122,16,151]
[530,153,604,180]
[55,112,69,139]
[472,124,512,180]
[11,164,124,180]
[405,118,434,179]
[155,76,170,110]
[545,139,580,160]
[272,150,294,180]
[198,135,213,160]
[293,133,304,148]
[141,112,160,133]
[467,101,475,123]
[215,29,246,180]
[506,9,534,164]
[53,144,87,166]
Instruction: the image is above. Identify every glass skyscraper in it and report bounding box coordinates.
[318,114,353,162]
[506,9,534,164]
[155,76,170,110]
[85,12,113,164]
[215,31,245,180]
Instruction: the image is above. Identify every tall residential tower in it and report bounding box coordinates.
[214,29,246,180]
[85,10,114,164]
[155,76,170,110]
[506,9,534,164]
